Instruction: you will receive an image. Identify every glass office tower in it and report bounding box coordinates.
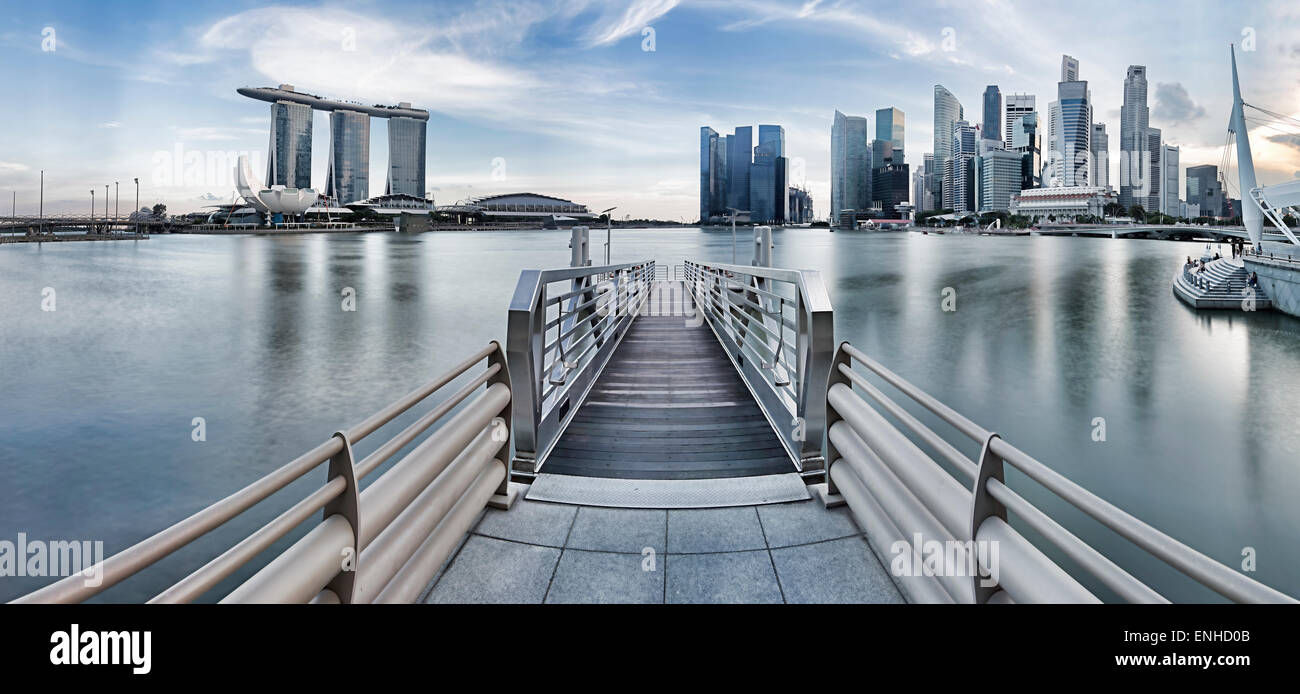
[700,127,719,222]
[982,86,1002,144]
[386,116,427,198]
[268,100,314,189]
[831,110,870,220]
[1057,81,1091,186]
[727,126,752,212]
[750,142,777,223]
[932,86,963,201]
[876,107,904,155]
[326,109,370,204]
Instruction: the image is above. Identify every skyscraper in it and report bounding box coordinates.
[983,86,1002,145]
[750,142,777,224]
[1119,65,1150,208]
[326,109,370,204]
[700,127,719,222]
[1145,127,1162,213]
[831,111,870,220]
[945,120,977,212]
[750,125,787,223]
[386,113,427,198]
[268,99,313,189]
[1011,112,1042,190]
[727,126,752,212]
[1005,94,1035,145]
[1161,143,1179,217]
[1091,123,1109,190]
[932,85,964,203]
[1053,80,1092,187]
[876,107,904,155]
[240,85,430,201]
[1061,55,1080,82]
[1186,164,1225,218]
[979,148,1023,212]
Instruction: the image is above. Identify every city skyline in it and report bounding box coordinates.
[2,0,1299,221]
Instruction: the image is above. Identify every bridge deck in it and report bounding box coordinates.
[542,283,793,480]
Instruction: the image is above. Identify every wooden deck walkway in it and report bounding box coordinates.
[542,284,793,480]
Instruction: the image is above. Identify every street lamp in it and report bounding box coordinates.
[115,181,119,230]
[134,178,139,235]
[90,189,95,232]
[105,185,109,225]
[600,206,617,264]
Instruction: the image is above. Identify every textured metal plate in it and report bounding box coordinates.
[525,473,810,509]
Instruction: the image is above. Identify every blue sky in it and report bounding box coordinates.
[2,0,1299,219]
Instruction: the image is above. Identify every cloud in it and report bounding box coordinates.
[1268,133,1300,152]
[0,162,29,172]
[189,5,700,156]
[99,121,121,128]
[1153,82,1207,124]
[585,0,680,47]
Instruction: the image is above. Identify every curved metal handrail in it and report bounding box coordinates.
[825,340,1297,604]
[14,343,512,604]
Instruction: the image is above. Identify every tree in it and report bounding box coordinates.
[1103,202,1124,218]
[1128,204,1145,222]
[151,203,167,217]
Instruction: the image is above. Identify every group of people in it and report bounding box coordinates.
[1185,256,1209,275]
[1229,237,1248,258]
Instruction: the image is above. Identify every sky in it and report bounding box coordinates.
[2,0,1300,220]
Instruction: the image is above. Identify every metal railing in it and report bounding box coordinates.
[825,341,1297,603]
[683,260,834,473]
[14,343,512,604]
[507,259,656,475]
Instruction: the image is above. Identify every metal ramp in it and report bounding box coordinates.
[505,226,834,504]
[542,286,794,480]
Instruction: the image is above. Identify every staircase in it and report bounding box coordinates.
[1172,257,1272,310]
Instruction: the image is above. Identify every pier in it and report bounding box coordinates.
[12,225,1296,605]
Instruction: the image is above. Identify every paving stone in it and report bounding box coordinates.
[425,535,560,604]
[756,499,861,548]
[665,550,783,604]
[770,536,905,604]
[667,507,766,553]
[565,507,667,554]
[545,549,664,604]
[473,498,576,547]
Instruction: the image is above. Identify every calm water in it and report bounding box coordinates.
[2,228,1298,602]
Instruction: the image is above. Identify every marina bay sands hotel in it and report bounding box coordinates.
[237,85,429,204]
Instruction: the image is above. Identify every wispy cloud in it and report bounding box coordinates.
[584,0,680,47]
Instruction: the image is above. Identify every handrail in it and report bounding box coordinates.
[506,259,655,476]
[825,340,1298,604]
[13,342,513,604]
[683,260,834,473]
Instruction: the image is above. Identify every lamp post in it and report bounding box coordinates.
[115,181,119,231]
[105,185,109,225]
[90,189,95,233]
[39,170,43,235]
[134,178,139,235]
[600,206,617,264]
